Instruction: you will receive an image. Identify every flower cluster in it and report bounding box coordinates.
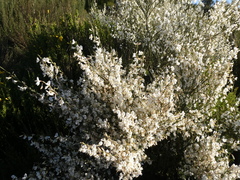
[14,0,240,179]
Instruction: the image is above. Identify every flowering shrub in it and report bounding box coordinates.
[10,0,240,179]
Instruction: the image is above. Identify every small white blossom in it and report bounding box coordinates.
[18,86,27,91]
[35,77,41,86]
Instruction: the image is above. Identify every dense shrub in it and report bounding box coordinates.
[6,0,240,179]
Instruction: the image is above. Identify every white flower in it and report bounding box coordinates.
[138,51,144,56]
[47,90,55,96]
[42,57,50,63]
[18,86,27,91]
[89,34,93,40]
[45,81,51,89]
[59,98,64,106]
[72,39,76,45]
[35,77,41,86]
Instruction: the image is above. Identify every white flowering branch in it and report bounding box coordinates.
[12,0,240,179]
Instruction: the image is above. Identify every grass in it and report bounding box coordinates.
[0,0,88,68]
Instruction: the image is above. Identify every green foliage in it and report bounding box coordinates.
[97,0,115,9]
[0,0,87,68]
[0,71,67,179]
[211,89,240,137]
[85,0,116,11]
[27,14,93,80]
[0,0,115,178]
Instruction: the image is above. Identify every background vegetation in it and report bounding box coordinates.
[0,0,114,179]
[0,0,239,179]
